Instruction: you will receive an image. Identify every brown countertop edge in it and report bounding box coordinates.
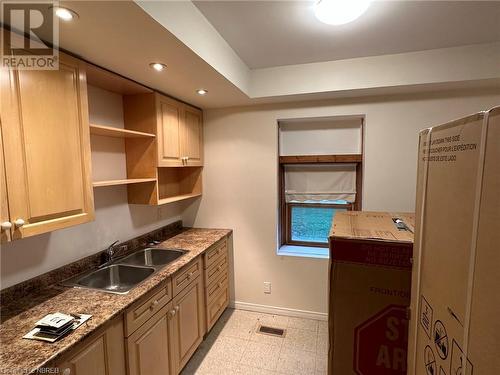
[0,227,232,374]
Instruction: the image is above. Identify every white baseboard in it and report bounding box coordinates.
[230,300,328,321]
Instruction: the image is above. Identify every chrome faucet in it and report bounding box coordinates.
[99,240,119,268]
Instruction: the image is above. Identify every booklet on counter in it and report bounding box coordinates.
[23,312,92,343]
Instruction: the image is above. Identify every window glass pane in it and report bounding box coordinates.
[291,205,347,243]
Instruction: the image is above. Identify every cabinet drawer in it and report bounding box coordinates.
[172,257,202,296]
[206,271,228,305]
[206,286,229,331]
[205,251,228,287]
[125,280,172,336]
[204,239,227,269]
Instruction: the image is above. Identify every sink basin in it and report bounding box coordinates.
[118,248,185,268]
[69,264,155,294]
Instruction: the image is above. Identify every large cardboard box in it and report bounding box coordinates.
[408,106,500,375]
[328,211,415,375]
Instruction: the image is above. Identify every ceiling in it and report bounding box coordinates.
[53,1,249,108]
[193,0,500,69]
[4,1,498,108]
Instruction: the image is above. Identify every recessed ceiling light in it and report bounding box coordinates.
[150,62,167,72]
[52,6,78,21]
[196,89,208,95]
[314,0,371,25]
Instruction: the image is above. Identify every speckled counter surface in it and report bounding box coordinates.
[0,228,231,374]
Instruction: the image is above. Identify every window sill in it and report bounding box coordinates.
[277,245,329,259]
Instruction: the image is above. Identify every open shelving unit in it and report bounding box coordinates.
[89,124,155,139]
[92,178,157,188]
[86,63,203,205]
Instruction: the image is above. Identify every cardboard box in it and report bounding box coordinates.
[328,211,415,375]
[408,106,500,375]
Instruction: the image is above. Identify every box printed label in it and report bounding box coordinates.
[420,295,433,339]
[450,340,473,375]
[433,320,449,360]
[424,345,437,375]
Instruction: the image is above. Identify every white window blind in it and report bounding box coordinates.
[284,164,356,203]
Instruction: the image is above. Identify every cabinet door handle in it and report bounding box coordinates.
[1,222,12,231]
[150,300,159,310]
[187,271,194,280]
[169,309,176,318]
[14,219,25,228]
[175,306,180,312]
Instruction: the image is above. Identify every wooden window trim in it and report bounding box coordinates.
[279,154,362,164]
[278,156,363,248]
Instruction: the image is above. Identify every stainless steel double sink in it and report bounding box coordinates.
[63,248,186,294]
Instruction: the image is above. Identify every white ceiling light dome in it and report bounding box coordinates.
[314,0,371,25]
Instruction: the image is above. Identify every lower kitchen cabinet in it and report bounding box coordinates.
[170,275,206,373]
[127,302,174,375]
[54,249,227,375]
[57,317,125,375]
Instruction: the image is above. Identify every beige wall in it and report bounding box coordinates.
[182,90,500,315]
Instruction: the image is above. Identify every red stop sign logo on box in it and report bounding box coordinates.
[354,305,409,375]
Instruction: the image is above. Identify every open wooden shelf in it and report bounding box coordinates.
[90,124,155,139]
[158,192,202,205]
[157,166,202,204]
[93,178,156,188]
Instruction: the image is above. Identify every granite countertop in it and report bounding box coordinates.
[0,228,231,374]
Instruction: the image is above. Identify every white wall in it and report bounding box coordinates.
[182,90,500,315]
[0,86,186,289]
[279,117,362,155]
[251,43,500,98]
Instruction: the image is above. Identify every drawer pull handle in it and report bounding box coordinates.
[187,272,194,280]
[150,300,159,310]
[168,309,176,318]
[175,306,180,312]
[14,218,25,228]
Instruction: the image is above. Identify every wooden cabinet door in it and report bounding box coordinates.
[156,95,183,167]
[127,303,174,375]
[181,106,203,166]
[170,277,205,373]
[0,53,94,239]
[0,124,11,243]
[58,318,125,375]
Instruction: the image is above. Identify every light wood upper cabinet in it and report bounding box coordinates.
[0,52,94,239]
[181,106,203,166]
[125,93,203,168]
[170,276,205,373]
[58,318,125,375]
[0,125,11,243]
[157,96,183,167]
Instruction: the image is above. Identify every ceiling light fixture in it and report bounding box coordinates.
[196,89,208,96]
[149,62,167,72]
[52,6,78,21]
[314,0,371,25]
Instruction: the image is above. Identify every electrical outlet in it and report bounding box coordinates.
[264,282,271,294]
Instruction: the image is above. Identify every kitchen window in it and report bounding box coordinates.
[278,116,364,258]
[281,163,360,250]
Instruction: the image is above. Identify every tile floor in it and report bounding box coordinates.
[181,308,328,375]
